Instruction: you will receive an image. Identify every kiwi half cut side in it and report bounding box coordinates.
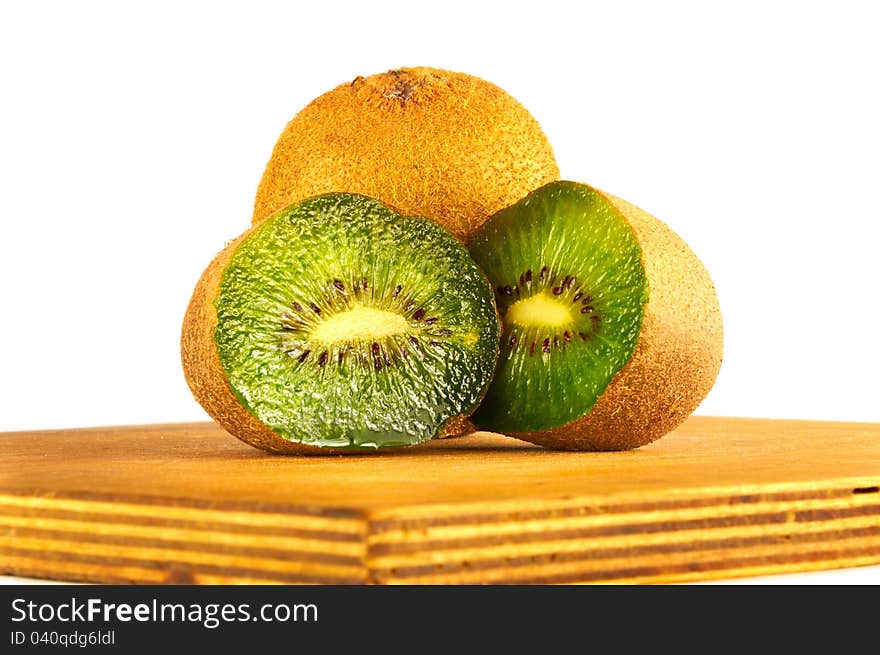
[182,193,500,453]
[468,181,723,451]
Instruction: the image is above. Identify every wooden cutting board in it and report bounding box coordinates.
[1,416,878,584]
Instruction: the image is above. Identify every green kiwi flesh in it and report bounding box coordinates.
[214,193,500,449]
[468,181,648,433]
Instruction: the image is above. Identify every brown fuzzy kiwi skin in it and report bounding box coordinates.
[180,225,481,455]
[436,415,477,440]
[252,67,559,242]
[512,192,724,451]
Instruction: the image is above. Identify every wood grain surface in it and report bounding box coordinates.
[1,416,878,584]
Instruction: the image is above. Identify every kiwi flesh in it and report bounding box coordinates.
[181,193,500,453]
[468,181,723,451]
[252,67,559,242]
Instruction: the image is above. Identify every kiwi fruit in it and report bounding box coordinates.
[252,67,559,241]
[181,193,500,453]
[467,181,723,451]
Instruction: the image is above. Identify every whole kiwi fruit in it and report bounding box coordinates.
[182,193,500,453]
[252,67,559,241]
[467,181,723,451]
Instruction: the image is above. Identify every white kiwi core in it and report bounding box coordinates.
[310,303,410,343]
[505,293,574,328]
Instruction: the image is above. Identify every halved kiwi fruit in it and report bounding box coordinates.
[468,181,723,451]
[182,193,500,453]
[252,67,559,241]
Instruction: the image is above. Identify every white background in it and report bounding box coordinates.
[1,1,878,582]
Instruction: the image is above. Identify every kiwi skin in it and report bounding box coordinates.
[181,222,478,455]
[506,190,723,451]
[252,66,559,242]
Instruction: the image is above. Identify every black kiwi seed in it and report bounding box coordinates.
[405,300,414,311]
[572,292,582,302]
[542,338,550,353]
[581,306,593,314]
[552,286,562,295]
[413,308,426,321]
[318,351,328,366]
[393,284,402,298]
[425,317,438,324]
[525,269,532,283]
[579,332,589,341]
[372,342,383,371]
[540,266,548,281]
[529,341,536,356]
[291,301,303,311]
[566,276,576,289]
[564,331,571,343]
[437,329,453,337]
[310,302,322,315]
[509,334,517,346]
[333,279,345,292]
[298,350,311,363]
